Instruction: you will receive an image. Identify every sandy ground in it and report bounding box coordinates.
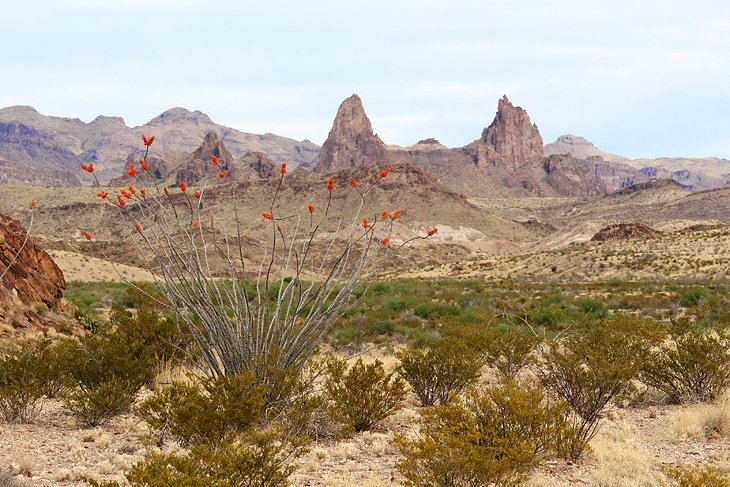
[47,250,155,282]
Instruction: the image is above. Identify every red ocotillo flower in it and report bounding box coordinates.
[80,163,94,173]
[96,191,109,199]
[140,188,146,197]
[83,232,92,240]
[120,189,132,199]
[362,217,369,229]
[194,190,201,198]
[391,209,402,219]
[349,177,358,188]
[127,184,136,195]
[192,220,200,228]
[427,228,438,237]
[382,209,389,220]
[117,195,127,207]
[277,224,283,233]
[327,178,334,191]
[180,180,187,193]
[139,158,149,171]
[127,164,136,177]
[280,162,287,175]
[135,223,142,233]
[379,166,392,178]
[382,236,390,245]
[142,134,155,146]
[218,170,227,179]
[307,203,316,213]
[262,212,273,220]
[211,155,219,165]
[30,199,36,209]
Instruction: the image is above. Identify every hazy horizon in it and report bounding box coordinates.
[2,0,729,159]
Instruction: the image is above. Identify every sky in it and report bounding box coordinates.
[1,0,729,158]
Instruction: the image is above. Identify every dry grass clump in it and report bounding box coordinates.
[586,421,656,487]
[668,390,730,441]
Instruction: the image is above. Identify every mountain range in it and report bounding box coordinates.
[1,98,728,195]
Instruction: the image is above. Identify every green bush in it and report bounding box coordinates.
[0,344,46,423]
[642,326,730,404]
[127,430,307,487]
[680,286,706,307]
[324,357,406,433]
[397,339,482,406]
[396,380,570,487]
[413,302,461,320]
[662,463,730,487]
[577,298,608,318]
[535,322,649,460]
[137,372,267,448]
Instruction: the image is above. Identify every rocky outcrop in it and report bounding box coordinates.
[241,151,276,179]
[316,94,391,171]
[466,96,544,169]
[175,132,234,185]
[591,223,662,241]
[0,213,78,339]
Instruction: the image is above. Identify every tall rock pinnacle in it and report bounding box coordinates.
[467,96,544,169]
[316,94,390,171]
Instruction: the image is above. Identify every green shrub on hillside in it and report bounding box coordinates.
[0,344,47,423]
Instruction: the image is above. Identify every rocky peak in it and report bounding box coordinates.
[176,132,234,185]
[316,94,390,171]
[241,151,276,179]
[146,107,214,126]
[467,95,544,169]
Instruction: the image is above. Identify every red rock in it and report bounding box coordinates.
[176,132,234,185]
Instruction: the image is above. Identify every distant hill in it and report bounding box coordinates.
[0,106,320,185]
[545,133,730,191]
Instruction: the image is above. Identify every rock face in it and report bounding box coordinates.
[466,96,544,169]
[110,153,169,186]
[175,132,234,185]
[240,151,276,179]
[591,223,662,241]
[0,213,65,306]
[0,213,77,339]
[316,94,391,171]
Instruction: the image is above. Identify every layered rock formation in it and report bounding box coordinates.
[591,223,662,241]
[0,105,320,185]
[316,94,391,171]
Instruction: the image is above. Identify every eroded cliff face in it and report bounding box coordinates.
[175,132,235,185]
[316,94,391,171]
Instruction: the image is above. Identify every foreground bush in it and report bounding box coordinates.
[642,326,730,404]
[396,380,570,487]
[662,463,730,487]
[480,329,542,380]
[325,357,406,433]
[137,372,268,447]
[127,429,307,487]
[397,339,481,406]
[0,344,46,423]
[535,322,650,460]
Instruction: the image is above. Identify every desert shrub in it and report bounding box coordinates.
[396,380,570,487]
[413,302,461,319]
[577,297,608,318]
[55,332,157,426]
[528,305,569,328]
[137,371,268,448]
[481,329,542,380]
[534,322,649,460]
[397,339,482,406]
[109,305,187,366]
[642,326,730,404]
[0,344,46,423]
[126,429,307,487]
[679,286,706,307]
[661,463,730,487]
[324,357,406,433]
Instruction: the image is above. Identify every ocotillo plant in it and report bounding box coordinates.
[80,135,437,381]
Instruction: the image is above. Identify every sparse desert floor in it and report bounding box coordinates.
[2,359,730,486]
